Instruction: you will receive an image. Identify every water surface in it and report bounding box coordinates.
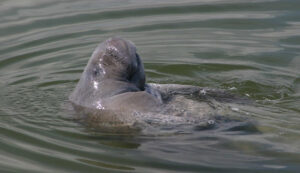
[0,0,300,172]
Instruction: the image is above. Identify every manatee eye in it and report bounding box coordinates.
[92,67,100,77]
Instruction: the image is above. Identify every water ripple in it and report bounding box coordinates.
[0,0,300,172]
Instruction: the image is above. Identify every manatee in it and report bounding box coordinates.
[69,37,249,132]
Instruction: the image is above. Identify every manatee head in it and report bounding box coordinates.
[83,37,145,90]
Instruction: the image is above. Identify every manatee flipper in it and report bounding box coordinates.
[147,83,251,104]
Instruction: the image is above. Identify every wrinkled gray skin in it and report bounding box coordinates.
[70,37,248,132]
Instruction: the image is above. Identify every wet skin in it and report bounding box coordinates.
[69,37,249,131]
[70,38,164,130]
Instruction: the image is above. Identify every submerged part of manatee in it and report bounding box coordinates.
[69,37,252,135]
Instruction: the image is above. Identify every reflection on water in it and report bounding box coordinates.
[0,0,300,172]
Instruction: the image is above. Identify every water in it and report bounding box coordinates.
[0,0,300,172]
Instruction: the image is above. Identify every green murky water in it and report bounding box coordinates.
[0,0,300,172]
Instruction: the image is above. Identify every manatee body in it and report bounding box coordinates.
[69,37,246,132]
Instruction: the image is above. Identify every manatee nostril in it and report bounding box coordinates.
[104,47,127,65]
[106,47,119,58]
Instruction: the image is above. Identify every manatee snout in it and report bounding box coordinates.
[87,37,145,89]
